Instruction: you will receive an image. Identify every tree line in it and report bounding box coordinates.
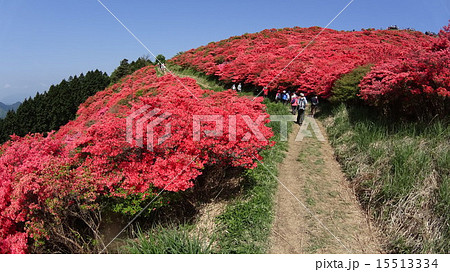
[0,56,155,143]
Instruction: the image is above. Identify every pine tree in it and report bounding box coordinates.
[110,59,131,83]
[0,70,110,144]
[155,54,166,64]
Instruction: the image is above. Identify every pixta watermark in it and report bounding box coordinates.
[126,106,325,151]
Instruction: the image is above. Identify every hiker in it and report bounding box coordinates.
[263,87,269,97]
[275,91,281,102]
[290,93,298,115]
[310,95,319,117]
[237,83,242,92]
[160,63,166,73]
[296,93,307,125]
[232,84,236,91]
[281,90,289,105]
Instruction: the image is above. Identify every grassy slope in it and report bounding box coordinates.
[167,64,226,92]
[320,104,449,253]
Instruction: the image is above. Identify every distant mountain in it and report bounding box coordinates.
[0,102,21,118]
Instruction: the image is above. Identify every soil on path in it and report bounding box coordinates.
[269,117,383,254]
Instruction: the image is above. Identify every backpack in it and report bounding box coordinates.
[291,97,297,104]
[282,93,287,100]
[298,98,306,110]
[275,93,281,100]
[311,96,319,105]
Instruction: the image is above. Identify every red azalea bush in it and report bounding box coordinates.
[0,134,72,254]
[0,133,100,253]
[171,27,436,97]
[359,22,450,118]
[0,67,273,253]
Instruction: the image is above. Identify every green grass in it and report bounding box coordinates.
[122,225,213,254]
[166,64,226,92]
[320,103,450,253]
[215,100,291,253]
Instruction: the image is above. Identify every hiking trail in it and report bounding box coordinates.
[269,117,383,254]
[167,68,382,253]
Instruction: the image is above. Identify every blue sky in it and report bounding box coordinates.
[0,0,449,104]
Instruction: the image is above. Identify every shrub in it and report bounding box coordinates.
[171,26,436,98]
[0,66,274,253]
[330,64,373,104]
[360,23,450,120]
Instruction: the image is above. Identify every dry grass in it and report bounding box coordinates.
[193,201,227,247]
[321,104,450,253]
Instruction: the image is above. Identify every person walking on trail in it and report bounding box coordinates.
[281,91,289,105]
[310,95,319,117]
[263,87,269,98]
[296,93,308,125]
[290,93,298,115]
[237,83,242,92]
[232,84,236,91]
[275,91,281,103]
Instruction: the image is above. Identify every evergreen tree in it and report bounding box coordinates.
[110,59,131,83]
[0,70,110,144]
[155,54,166,64]
[130,56,152,72]
[0,56,148,144]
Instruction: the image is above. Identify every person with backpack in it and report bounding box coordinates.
[275,91,281,102]
[281,91,288,105]
[290,93,298,115]
[310,95,319,117]
[296,93,308,125]
[237,83,242,92]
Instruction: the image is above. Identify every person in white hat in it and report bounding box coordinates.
[296,93,308,125]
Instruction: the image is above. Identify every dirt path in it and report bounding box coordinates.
[269,116,383,254]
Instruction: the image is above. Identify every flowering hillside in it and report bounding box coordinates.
[359,24,450,117]
[0,67,273,253]
[172,27,435,96]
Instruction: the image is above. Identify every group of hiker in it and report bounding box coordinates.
[158,63,166,73]
[231,83,242,92]
[230,83,319,126]
[275,90,319,125]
